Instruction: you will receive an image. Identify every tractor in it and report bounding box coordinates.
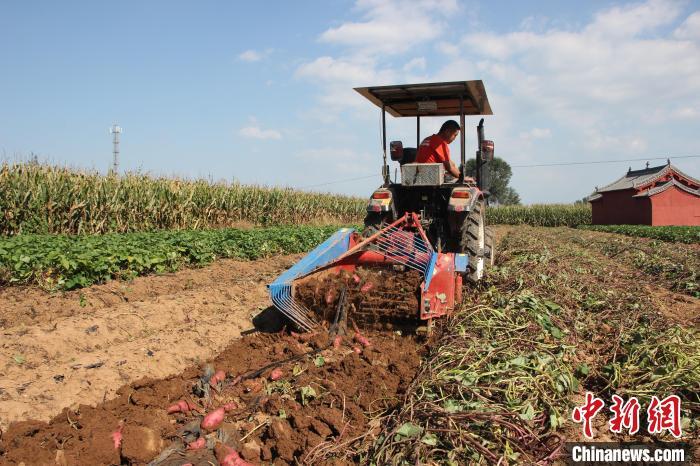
[269,81,496,331]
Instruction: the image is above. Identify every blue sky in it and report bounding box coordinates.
[1,0,699,203]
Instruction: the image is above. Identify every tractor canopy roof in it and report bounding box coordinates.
[354,80,493,117]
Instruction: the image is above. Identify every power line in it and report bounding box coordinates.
[294,155,700,191]
[511,155,700,168]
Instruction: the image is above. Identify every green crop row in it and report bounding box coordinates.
[578,224,700,244]
[487,203,592,227]
[0,225,349,290]
[0,162,367,235]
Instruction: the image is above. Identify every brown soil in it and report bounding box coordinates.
[0,255,301,431]
[0,330,421,466]
[295,267,422,329]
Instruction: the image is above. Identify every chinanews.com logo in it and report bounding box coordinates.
[565,392,693,465]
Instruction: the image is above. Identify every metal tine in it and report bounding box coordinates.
[373,244,428,267]
[373,254,426,272]
[377,231,430,252]
[272,286,316,330]
[378,229,430,252]
[374,241,431,265]
[284,294,317,328]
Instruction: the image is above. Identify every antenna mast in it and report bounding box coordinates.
[109,124,122,174]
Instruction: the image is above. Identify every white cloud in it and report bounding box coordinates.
[238,119,282,140]
[403,57,426,72]
[673,11,700,40]
[461,0,700,131]
[585,0,684,38]
[319,0,459,55]
[584,128,648,153]
[435,41,459,57]
[519,127,552,141]
[295,55,399,110]
[238,48,272,62]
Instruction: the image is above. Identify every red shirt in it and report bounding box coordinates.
[416,134,450,164]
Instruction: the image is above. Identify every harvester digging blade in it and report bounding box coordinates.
[328,287,347,336]
[268,214,467,331]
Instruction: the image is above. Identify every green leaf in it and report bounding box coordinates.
[396,422,423,439]
[576,363,590,376]
[13,354,25,364]
[313,355,325,367]
[520,403,535,421]
[421,432,438,446]
[443,399,464,413]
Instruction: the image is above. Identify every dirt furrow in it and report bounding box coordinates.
[0,255,299,431]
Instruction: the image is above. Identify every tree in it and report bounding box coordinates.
[464,157,521,205]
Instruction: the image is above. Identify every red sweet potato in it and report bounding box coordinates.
[216,444,254,466]
[167,399,193,414]
[352,345,362,354]
[186,437,206,450]
[270,368,284,381]
[210,370,226,388]
[354,332,371,348]
[332,334,343,349]
[360,282,374,293]
[111,422,124,450]
[201,407,226,431]
[223,402,238,412]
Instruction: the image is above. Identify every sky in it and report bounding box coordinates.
[1,0,699,203]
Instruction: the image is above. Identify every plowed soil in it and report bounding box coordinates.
[295,267,422,328]
[0,255,301,431]
[1,226,698,465]
[0,330,420,465]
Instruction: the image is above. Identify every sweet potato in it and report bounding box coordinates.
[360,282,374,293]
[111,422,124,450]
[216,443,254,466]
[354,332,371,348]
[186,437,206,450]
[352,345,362,354]
[332,335,343,349]
[201,407,226,431]
[270,368,284,381]
[223,402,238,412]
[167,399,194,414]
[352,274,361,284]
[291,331,313,342]
[210,370,226,388]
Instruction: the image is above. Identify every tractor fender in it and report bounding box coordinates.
[447,187,482,213]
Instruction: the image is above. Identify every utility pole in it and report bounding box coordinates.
[109,124,122,175]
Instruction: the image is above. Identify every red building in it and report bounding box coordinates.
[588,162,700,226]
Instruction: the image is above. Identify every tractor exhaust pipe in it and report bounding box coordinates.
[476,119,493,194]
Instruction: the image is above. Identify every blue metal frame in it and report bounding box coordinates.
[268,228,354,331]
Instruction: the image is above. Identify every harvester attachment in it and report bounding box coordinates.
[268,213,468,331]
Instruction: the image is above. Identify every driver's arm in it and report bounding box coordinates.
[444,159,460,178]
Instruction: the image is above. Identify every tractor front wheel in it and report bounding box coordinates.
[460,200,486,284]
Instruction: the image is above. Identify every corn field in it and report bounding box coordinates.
[487,203,592,227]
[0,162,367,235]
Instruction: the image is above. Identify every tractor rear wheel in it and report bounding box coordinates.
[485,226,496,267]
[460,200,486,283]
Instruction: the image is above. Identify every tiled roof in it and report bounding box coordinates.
[595,163,700,193]
[632,178,700,198]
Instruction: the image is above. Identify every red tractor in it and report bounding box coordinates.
[270,81,496,331]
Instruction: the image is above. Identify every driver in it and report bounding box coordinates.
[416,120,461,178]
